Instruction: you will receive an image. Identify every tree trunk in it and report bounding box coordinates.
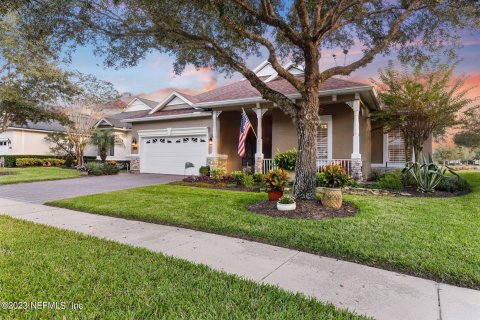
[293,92,320,200]
[100,148,107,162]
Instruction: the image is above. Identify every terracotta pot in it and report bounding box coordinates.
[322,188,343,209]
[268,189,283,201]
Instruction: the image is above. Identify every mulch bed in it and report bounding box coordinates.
[247,200,357,220]
[402,187,471,198]
[0,172,15,176]
[170,181,263,193]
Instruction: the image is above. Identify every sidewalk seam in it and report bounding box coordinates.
[260,251,300,282]
[437,283,442,320]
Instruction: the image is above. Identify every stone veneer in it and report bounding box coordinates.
[254,155,264,174]
[129,155,140,173]
[207,154,228,170]
[350,158,363,180]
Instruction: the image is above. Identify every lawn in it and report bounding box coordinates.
[0,167,80,184]
[0,216,364,319]
[48,172,480,289]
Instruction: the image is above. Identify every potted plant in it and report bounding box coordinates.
[264,169,289,201]
[277,194,296,211]
[320,164,350,209]
[274,148,297,182]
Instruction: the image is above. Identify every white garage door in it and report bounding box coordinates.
[140,130,208,175]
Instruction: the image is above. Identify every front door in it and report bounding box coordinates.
[241,132,256,170]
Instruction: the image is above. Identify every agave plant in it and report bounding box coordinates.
[402,153,458,193]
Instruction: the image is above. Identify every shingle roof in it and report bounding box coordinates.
[127,108,205,119]
[103,110,147,129]
[9,121,66,132]
[137,98,159,109]
[194,77,369,103]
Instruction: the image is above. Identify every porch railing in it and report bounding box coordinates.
[263,158,352,175]
[316,159,351,175]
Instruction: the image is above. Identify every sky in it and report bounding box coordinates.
[65,30,480,146]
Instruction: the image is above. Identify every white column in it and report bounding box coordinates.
[350,99,361,159]
[211,110,221,155]
[255,104,267,157]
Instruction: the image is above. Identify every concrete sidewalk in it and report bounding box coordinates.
[0,198,478,320]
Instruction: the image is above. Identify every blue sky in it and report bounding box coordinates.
[65,31,480,101]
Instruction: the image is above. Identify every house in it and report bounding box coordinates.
[0,98,158,163]
[124,61,432,179]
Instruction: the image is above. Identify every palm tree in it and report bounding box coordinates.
[91,129,115,162]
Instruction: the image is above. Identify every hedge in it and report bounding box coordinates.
[16,158,66,167]
[0,155,96,167]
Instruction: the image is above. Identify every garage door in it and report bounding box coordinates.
[140,129,208,175]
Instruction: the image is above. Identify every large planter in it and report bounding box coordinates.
[268,189,283,201]
[286,170,295,182]
[277,201,296,211]
[322,188,343,209]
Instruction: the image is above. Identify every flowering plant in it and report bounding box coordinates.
[320,164,351,188]
[264,169,288,191]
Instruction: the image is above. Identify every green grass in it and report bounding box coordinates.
[0,216,364,319]
[0,167,80,184]
[48,172,480,289]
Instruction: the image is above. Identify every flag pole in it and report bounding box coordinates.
[242,108,257,138]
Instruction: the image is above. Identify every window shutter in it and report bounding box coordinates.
[317,123,328,160]
[387,129,405,163]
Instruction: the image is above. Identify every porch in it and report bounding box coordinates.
[207,94,367,179]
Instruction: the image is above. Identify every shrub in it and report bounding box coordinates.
[85,162,119,176]
[369,169,385,182]
[264,169,288,191]
[15,158,65,167]
[3,155,68,167]
[320,164,351,188]
[372,172,403,191]
[436,176,470,192]
[252,173,264,184]
[199,166,210,176]
[274,148,297,171]
[210,167,226,182]
[231,170,255,188]
[231,171,245,182]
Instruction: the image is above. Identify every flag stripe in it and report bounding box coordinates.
[238,110,253,158]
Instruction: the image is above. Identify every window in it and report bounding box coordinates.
[387,129,405,163]
[316,123,328,160]
[0,141,6,146]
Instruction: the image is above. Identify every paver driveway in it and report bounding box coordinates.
[0,173,181,203]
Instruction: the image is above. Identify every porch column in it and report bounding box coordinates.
[347,97,363,180]
[254,104,267,173]
[206,110,228,171]
[211,110,221,156]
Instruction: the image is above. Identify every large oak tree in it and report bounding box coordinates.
[12,0,479,198]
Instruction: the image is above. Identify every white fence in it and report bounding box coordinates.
[263,158,352,175]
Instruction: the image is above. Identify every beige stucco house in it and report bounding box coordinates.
[123,61,431,179]
[0,99,159,163]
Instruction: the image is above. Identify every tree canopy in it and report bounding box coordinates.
[373,60,475,161]
[7,0,479,198]
[0,11,75,132]
[455,105,480,149]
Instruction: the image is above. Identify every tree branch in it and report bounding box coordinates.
[320,0,422,81]
[233,0,304,47]
[295,0,311,36]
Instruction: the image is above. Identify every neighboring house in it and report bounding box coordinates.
[0,98,158,162]
[123,61,432,179]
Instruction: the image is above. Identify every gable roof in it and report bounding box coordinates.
[148,91,200,114]
[135,98,159,109]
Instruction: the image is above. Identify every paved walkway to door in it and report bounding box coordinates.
[0,173,181,203]
[0,197,478,320]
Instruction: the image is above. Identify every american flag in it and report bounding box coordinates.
[238,110,252,158]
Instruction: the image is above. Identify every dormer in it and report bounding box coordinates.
[148,91,198,114]
[124,98,159,112]
[252,60,304,81]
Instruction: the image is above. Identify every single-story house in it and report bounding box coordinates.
[0,98,158,163]
[124,61,432,179]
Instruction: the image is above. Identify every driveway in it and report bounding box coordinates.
[0,173,181,203]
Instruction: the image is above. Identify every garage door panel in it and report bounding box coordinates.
[141,134,207,175]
